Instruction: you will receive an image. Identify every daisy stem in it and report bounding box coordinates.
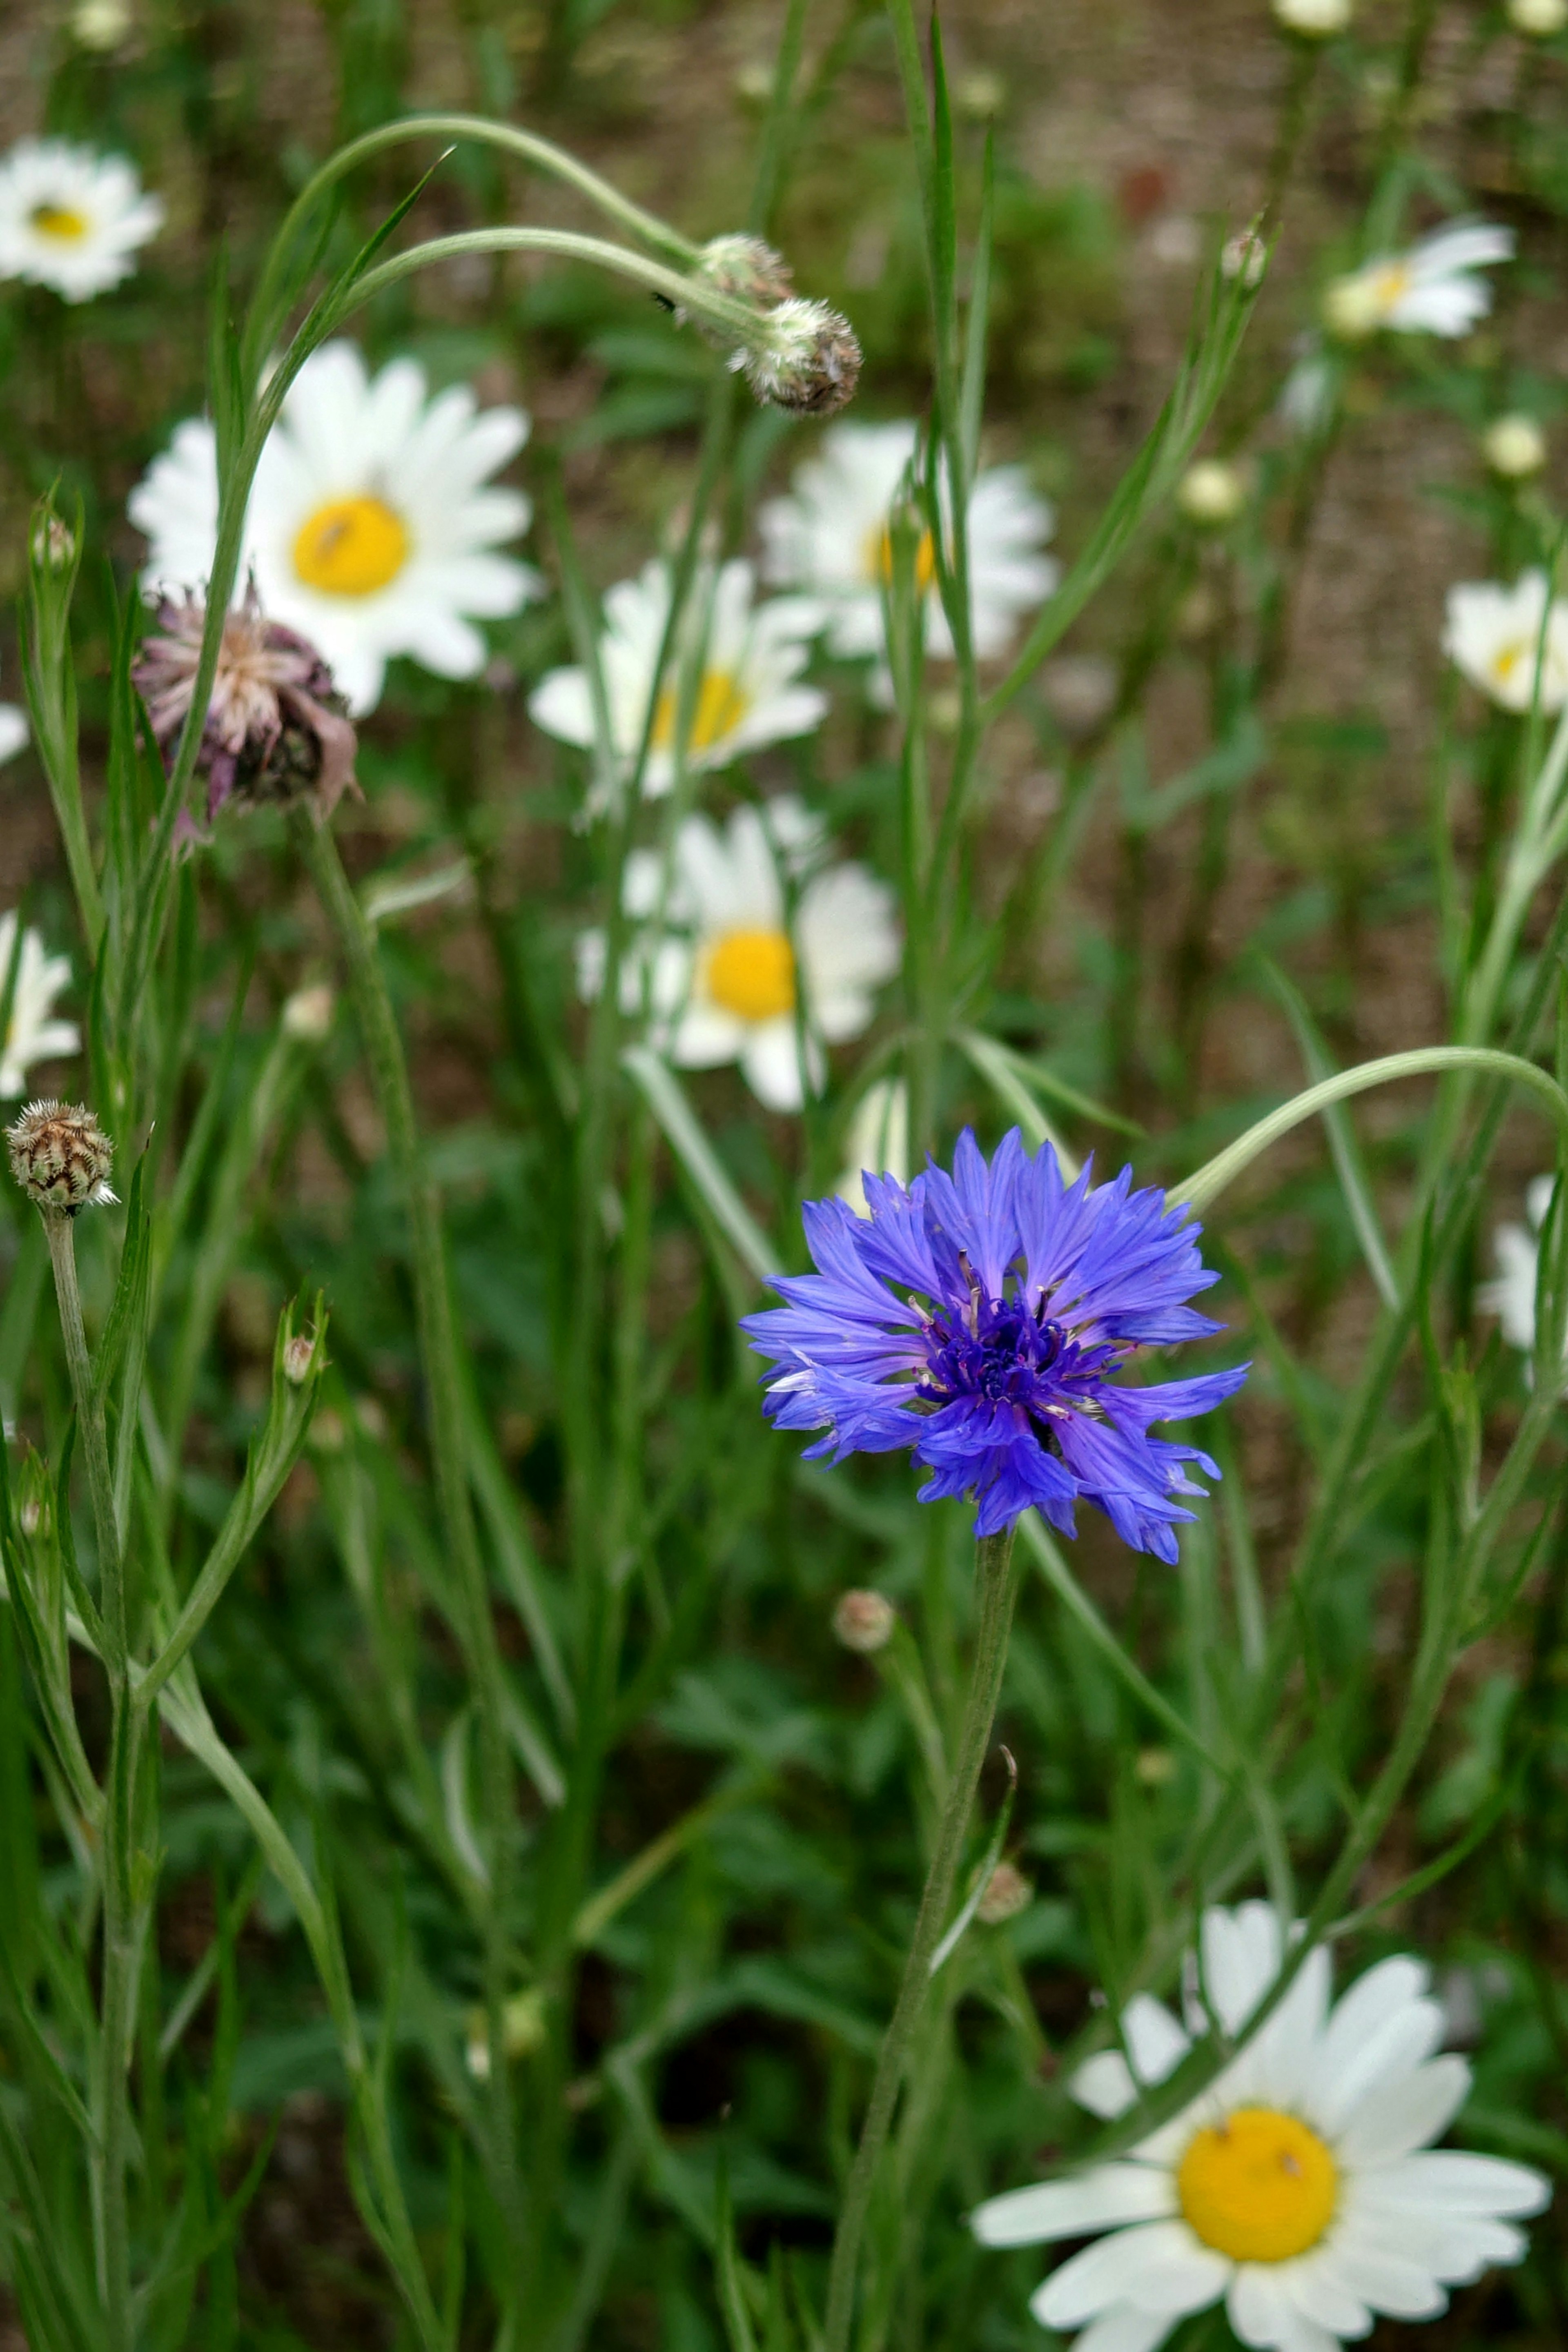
[822,1524,1018,2352]
[290,812,526,2267]
[40,1207,138,2352]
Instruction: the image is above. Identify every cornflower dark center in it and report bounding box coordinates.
[919,1293,1068,1410]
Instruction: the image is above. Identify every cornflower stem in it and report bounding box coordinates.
[822,1525,1018,2352]
[291,813,523,2263]
[41,1208,135,2352]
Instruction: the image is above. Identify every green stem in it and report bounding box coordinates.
[821,1526,1018,2352]
[292,814,524,2265]
[41,1209,134,2352]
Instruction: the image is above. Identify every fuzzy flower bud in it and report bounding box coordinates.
[696,234,794,310]
[132,586,359,825]
[735,298,862,418]
[282,983,335,1042]
[976,1862,1033,1924]
[30,513,77,571]
[1177,459,1247,526]
[283,1331,319,1385]
[1272,0,1351,32]
[832,1588,896,1654]
[1221,225,1269,291]
[7,1100,116,1214]
[1483,414,1548,479]
[1509,0,1567,32]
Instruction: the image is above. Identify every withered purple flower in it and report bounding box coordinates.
[132,585,359,823]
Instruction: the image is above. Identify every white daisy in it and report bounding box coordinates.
[530,558,826,800]
[972,1899,1549,2352]
[0,912,80,1099]
[1479,1174,1561,1370]
[0,138,162,301]
[1272,0,1351,33]
[835,1077,909,1215]
[579,796,900,1111]
[1322,221,1514,341]
[757,420,1058,666]
[128,340,540,715]
[1443,572,1568,714]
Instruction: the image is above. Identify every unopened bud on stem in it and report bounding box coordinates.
[7,1100,117,1214]
[833,1589,896,1653]
[735,298,862,417]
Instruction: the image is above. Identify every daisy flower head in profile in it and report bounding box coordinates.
[742,1129,1248,1551]
[0,912,80,1099]
[835,1077,910,1216]
[757,419,1058,668]
[129,340,540,715]
[1478,1174,1564,1378]
[0,138,163,300]
[972,1900,1550,2352]
[529,558,826,802]
[1443,572,1568,714]
[1321,220,1514,342]
[578,796,898,1112]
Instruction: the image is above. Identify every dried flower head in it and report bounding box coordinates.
[975,1862,1033,1924]
[832,1588,897,1654]
[736,299,862,418]
[132,584,359,823]
[7,1099,116,1214]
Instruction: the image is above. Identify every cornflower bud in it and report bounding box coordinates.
[1272,0,1351,31]
[832,1588,896,1653]
[282,983,335,1042]
[1509,0,1567,32]
[976,1863,1033,1924]
[7,1100,117,1215]
[1483,414,1547,479]
[736,298,862,418]
[695,234,793,312]
[1177,459,1246,526]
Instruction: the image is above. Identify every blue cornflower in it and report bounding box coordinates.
[742,1128,1249,1556]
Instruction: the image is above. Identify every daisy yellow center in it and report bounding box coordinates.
[869,524,938,592]
[652,670,750,755]
[1490,639,1530,686]
[292,495,410,597]
[30,203,89,241]
[1370,262,1410,310]
[1177,2107,1338,2263]
[705,928,796,1023]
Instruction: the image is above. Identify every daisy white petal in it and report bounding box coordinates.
[1334,2053,1470,2167]
[131,339,537,715]
[0,913,81,1099]
[1065,2307,1178,2352]
[1227,2265,1340,2352]
[0,705,26,764]
[1072,2049,1142,2119]
[1036,2221,1230,2328]
[1368,2149,1551,2217]
[971,2164,1175,2247]
[1310,1993,1446,2135]
[1274,2251,1371,2335]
